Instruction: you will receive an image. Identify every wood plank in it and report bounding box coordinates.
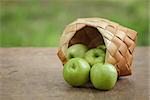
[0,47,149,100]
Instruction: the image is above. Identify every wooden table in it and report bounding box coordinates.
[0,47,149,100]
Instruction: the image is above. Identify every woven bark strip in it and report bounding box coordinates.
[57,18,137,76]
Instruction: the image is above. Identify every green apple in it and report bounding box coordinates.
[84,48,105,66]
[63,58,90,86]
[90,63,118,90]
[97,44,106,51]
[67,44,88,60]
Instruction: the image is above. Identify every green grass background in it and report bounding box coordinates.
[0,0,149,47]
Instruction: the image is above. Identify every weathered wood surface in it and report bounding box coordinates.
[0,47,149,100]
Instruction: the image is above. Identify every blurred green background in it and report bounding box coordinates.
[0,0,149,47]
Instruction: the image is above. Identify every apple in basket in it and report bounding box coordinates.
[97,44,106,51]
[84,48,105,66]
[63,58,90,86]
[67,44,88,60]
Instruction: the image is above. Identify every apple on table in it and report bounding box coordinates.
[90,63,118,90]
[63,58,91,86]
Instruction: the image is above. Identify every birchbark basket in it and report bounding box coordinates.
[57,18,137,76]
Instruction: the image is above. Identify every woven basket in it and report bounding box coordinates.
[57,18,137,76]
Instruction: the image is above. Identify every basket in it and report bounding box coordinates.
[57,18,137,76]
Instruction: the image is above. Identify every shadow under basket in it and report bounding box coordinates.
[57,18,137,77]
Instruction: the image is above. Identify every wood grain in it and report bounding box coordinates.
[0,47,149,100]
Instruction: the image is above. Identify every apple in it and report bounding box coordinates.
[97,44,106,51]
[90,63,118,90]
[67,44,88,60]
[63,58,90,86]
[84,48,105,66]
